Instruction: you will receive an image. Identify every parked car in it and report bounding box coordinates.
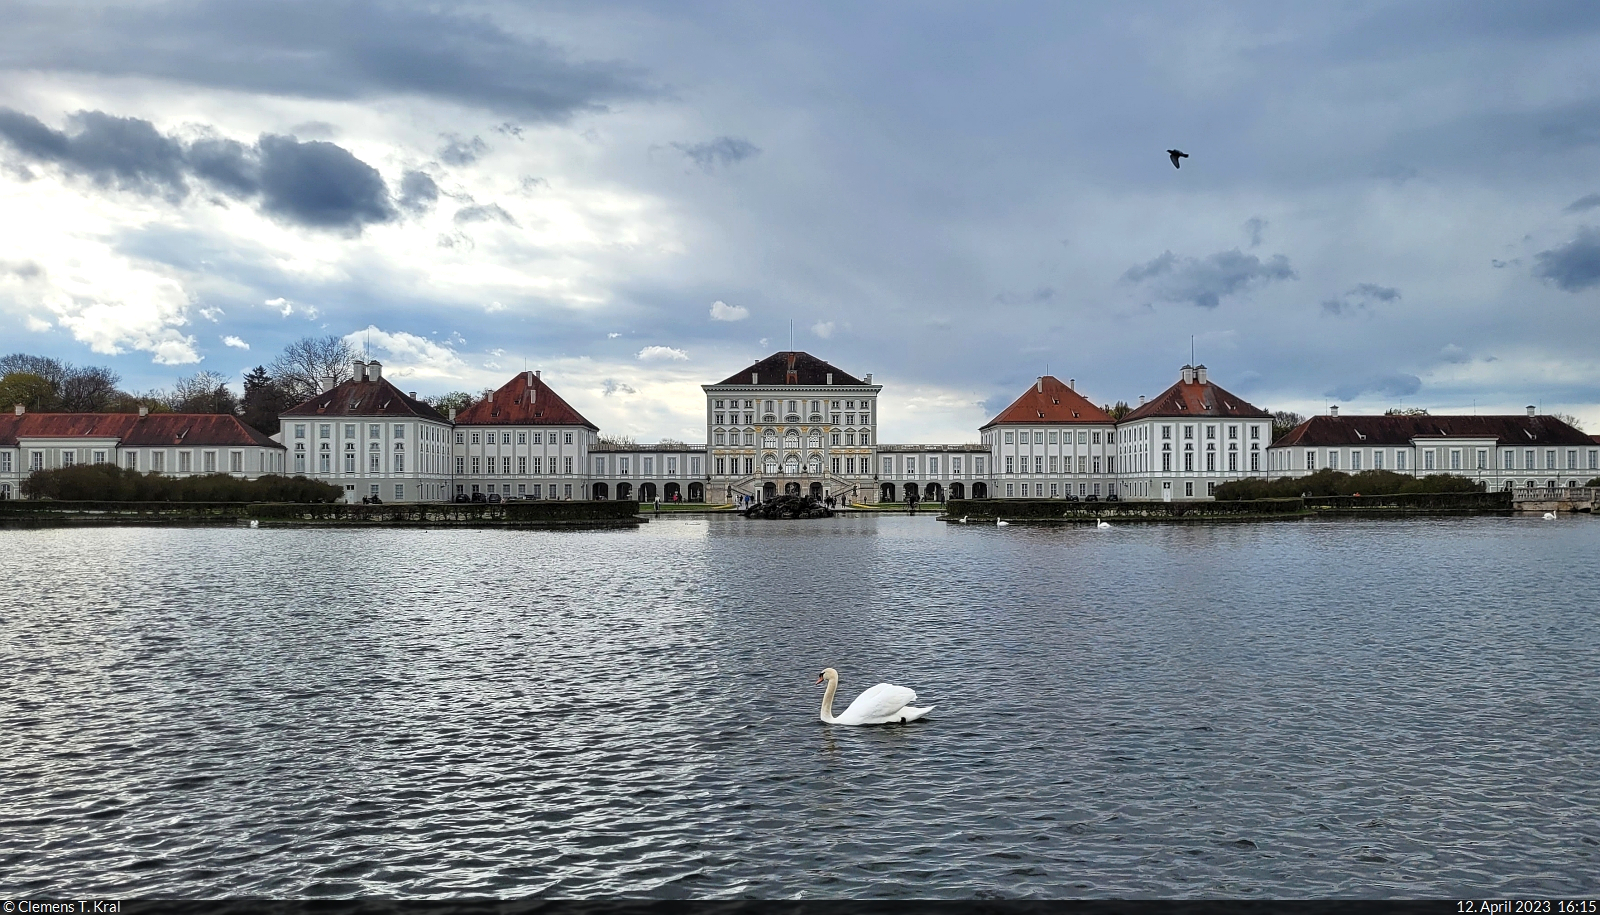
[487,493,502,504]
[471,492,487,503]
[1063,493,1080,502]
[454,493,470,503]
[1084,494,1099,502]
[1105,493,1120,502]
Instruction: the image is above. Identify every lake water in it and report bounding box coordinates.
[3,515,1598,899]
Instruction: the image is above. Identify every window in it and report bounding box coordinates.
[1184,452,1194,472]
[122,452,135,471]
[519,456,528,474]
[832,457,841,473]
[1228,425,1238,440]
[1424,450,1435,471]
[456,456,465,474]
[230,451,243,473]
[531,457,542,474]
[565,457,574,474]
[503,432,512,444]
[1525,449,1536,470]
[295,424,307,439]
[343,424,356,439]
[1349,451,1360,472]
[1184,426,1194,440]
[1249,450,1259,472]
[620,457,630,475]
[1033,456,1042,473]
[883,457,893,474]
[1306,450,1315,471]
[1162,453,1171,472]
[1185,481,1194,496]
[1162,425,1172,440]
[860,432,869,445]
[395,484,405,500]
[1373,450,1383,470]
[395,425,405,439]
[1450,449,1461,470]
[1092,431,1101,444]
[1005,456,1015,473]
[1049,455,1059,473]
[1093,457,1102,474]
[1006,483,1014,497]
[1205,453,1215,472]
[1396,451,1407,471]
[742,457,752,474]
[1229,452,1238,472]
[595,457,606,475]
[1590,450,1598,470]
[518,432,527,445]
[1078,430,1088,444]
[394,449,404,473]
[472,457,481,474]
[203,451,218,472]
[471,432,480,445]
[320,424,331,439]
[953,458,963,473]
[1049,430,1058,444]
[532,432,542,444]
[455,432,464,444]
[1478,450,1488,470]
[1004,431,1014,444]
[975,457,985,474]
[1567,450,1578,470]
[177,451,190,473]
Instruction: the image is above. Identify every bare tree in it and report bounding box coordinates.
[58,365,123,412]
[167,371,239,414]
[1551,413,1586,432]
[0,353,69,390]
[1271,410,1305,441]
[596,433,636,448]
[268,335,360,403]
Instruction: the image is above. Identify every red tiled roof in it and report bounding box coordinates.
[0,412,283,448]
[982,375,1112,428]
[1274,414,1593,448]
[120,414,283,448]
[1121,373,1270,421]
[714,351,866,386]
[454,371,597,430]
[282,376,449,422]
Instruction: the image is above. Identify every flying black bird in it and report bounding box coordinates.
[1168,149,1189,168]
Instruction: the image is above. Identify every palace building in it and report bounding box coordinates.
[7,348,1582,504]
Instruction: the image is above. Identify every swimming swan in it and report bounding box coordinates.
[816,668,933,725]
[1544,512,1557,520]
[1096,519,1111,529]
[996,520,1010,526]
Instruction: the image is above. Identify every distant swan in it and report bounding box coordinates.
[817,668,933,725]
[958,515,969,523]
[1096,519,1111,529]
[996,520,1010,526]
[1544,512,1557,520]
[248,519,259,528]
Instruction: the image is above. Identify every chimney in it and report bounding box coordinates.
[367,360,382,381]
[1069,378,1075,390]
[353,359,367,382]
[1330,405,1339,417]
[488,390,494,403]
[320,374,336,393]
[865,374,872,383]
[826,373,833,385]
[535,370,541,379]
[525,371,534,386]
[449,407,457,421]
[1139,395,1146,405]
[1195,365,1207,385]
[15,403,25,415]
[751,372,759,384]
[1527,405,1536,417]
[1181,365,1195,384]
[138,405,149,417]
[409,391,417,399]
[1037,377,1044,393]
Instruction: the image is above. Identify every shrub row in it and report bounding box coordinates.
[19,464,344,502]
[1213,469,1482,500]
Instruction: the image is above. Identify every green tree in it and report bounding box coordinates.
[0,372,57,412]
[240,366,292,435]
[423,391,476,415]
[1104,401,1132,420]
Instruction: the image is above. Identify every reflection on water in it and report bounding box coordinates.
[2,515,1599,898]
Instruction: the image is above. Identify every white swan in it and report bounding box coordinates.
[996,520,1010,526]
[1096,518,1111,529]
[817,668,933,725]
[959,516,969,523]
[1544,511,1557,520]
[248,519,259,528]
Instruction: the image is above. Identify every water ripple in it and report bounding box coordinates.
[1,516,1598,897]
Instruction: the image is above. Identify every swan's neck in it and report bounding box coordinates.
[820,677,838,723]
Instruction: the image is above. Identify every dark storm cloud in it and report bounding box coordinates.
[1565,193,1600,213]
[438,134,489,166]
[1121,249,1297,309]
[256,135,394,229]
[1326,372,1422,402]
[0,108,189,198]
[453,203,518,226]
[0,107,399,231]
[397,171,439,214]
[670,136,761,172]
[0,1,652,121]
[1533,227,1600,292]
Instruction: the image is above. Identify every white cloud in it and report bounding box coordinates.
[344,325,468,380]
[608,332,621,338]
[710,300,749,321]
[266,297,319,320]
[25,315,51,332]
[198,306,225,322]
[637,345,688,361]
[812,320,835,338]
[485,301,506,313]
[222,335,249,349]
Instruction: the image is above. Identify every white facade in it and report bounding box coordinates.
[987,423,1118,500]
[876,445,992,502]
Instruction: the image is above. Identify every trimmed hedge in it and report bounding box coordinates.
[245,500,641,523]
[946,497,1304,520]
[1214,469,1482,500]
[20,464,343,502]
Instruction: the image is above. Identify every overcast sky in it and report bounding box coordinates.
[2,1,1598,442]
